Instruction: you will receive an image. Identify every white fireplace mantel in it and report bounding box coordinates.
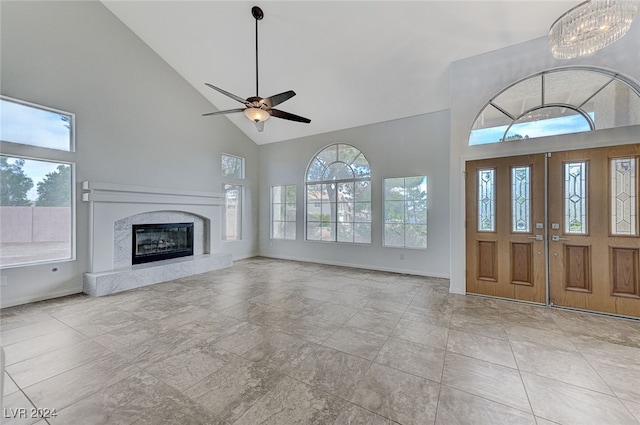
[82,181,232,296]
[82,181,225,205]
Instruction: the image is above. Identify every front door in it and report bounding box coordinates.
[465,154,547,304]
[548,145,640,317]
[466,145,640,317]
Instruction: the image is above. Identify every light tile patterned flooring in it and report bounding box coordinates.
[2,257,640,425]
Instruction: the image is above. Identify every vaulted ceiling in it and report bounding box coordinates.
[102,1,580,145]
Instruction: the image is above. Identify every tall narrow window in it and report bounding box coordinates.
[511,166,531,233]
[478,168,496,232]
[384,176,427,248]
[1,96,75,267]
[305,144,371,243]
[611,157,637,236]
[564,161,588,234]
[223,184,242,240]
[272,185,296,240]
[220,153,244,241]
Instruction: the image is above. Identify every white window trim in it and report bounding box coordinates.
[221,153,245,180]
[0,96,77,268]
[304,144,372,244]
[271,184,296,240]
[222,183,243,242]
[383,175,428,250]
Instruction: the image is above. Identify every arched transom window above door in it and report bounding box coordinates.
[469,67,640,146]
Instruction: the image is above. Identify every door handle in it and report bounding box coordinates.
[551,235,570,242]
[527,235,544,241]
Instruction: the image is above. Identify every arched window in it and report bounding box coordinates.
[469,67,640,145]
[305,144,371,243]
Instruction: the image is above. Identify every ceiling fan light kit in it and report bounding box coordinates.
[202,6,310,132]
[548,0,639,59]
[244,107,270,123]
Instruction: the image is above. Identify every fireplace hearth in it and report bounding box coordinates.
[132,222,194,265]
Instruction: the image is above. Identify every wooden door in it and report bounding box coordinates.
[466,154,547,303]
[548,145,640,317]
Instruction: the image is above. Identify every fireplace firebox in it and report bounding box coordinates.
[132,222,194,265]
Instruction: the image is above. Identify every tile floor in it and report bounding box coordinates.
[1,257,640,425]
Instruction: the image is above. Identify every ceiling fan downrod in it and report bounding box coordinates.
[252,6,263,97]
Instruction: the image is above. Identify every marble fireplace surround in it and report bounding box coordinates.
[82,181,233,296]
[116,212,204,268]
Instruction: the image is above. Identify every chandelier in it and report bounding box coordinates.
[548,0,639,59]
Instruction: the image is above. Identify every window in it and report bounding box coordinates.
[221,153,244,241]
[222,184,242,240]
[0,96,75,267]
[221,154,244,179]
[384,176,427,248]
[511,166,531,233]
[611,157,637,236]
[272,185,296,240]
[477,168,496,232]
[305,144,371,243]
[469,68,640,145]
[564,161,588,234]
[1,97,74,151]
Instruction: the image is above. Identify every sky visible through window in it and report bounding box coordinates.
[470,114,592,145]
[1,99,72,201]
[3,157,62,202]
[0,99,71,150]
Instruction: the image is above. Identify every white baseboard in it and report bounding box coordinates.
[258,254,450,279]
[1,287,82,309]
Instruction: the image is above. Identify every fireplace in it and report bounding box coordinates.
[83,182,232,297]
[132,222,194,265]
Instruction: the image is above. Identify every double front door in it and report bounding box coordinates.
[466,144,640,317]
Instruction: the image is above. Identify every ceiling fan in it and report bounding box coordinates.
[202,6,311,132]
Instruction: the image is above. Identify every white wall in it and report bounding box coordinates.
[449,25,640,294]
[0,1,259,307]
[258,111,451,278]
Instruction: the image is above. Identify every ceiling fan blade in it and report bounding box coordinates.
[270,109,311,123]
[254,121,265,132]
[260,90,296,108]
[204,83,250,105]
[202,108,245,117]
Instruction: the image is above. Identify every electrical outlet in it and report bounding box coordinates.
[0,276,7,287]
[400,254,405,260]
